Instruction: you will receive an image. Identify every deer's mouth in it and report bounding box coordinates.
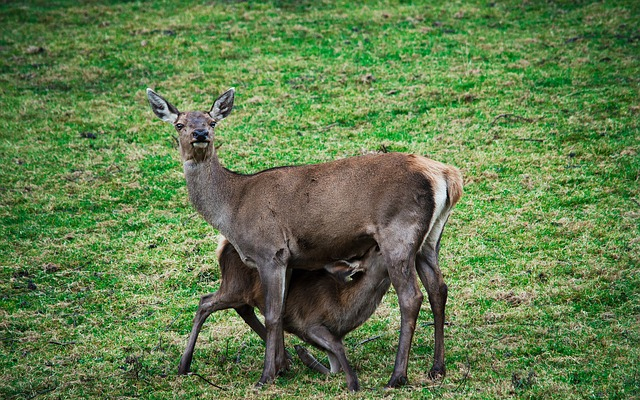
[191,141,210,149]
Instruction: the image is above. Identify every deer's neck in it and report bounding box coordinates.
[183,153,239,230]
[328,268,390,336]
[343,266,390,313]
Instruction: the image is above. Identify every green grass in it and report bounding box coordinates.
[1,0,639,398]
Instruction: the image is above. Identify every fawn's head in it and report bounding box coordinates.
[146,88,235,163]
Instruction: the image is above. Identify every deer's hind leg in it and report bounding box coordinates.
[415,212,451,379]
[302,325,359,392]
[384,250,423,388]
[294,345,331,375]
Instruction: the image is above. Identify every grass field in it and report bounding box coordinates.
[1,0,639,398]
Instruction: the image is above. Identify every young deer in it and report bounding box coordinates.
[146,87,463,388]
[180,238,386,391]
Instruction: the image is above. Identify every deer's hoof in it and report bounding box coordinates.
[276,358,291,376]
[428,365,446,380]
[257,367,280,388]
[177,362,190,375]
[385,374,408,388]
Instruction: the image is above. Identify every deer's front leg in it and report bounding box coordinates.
[179,295,215,375]
[256,261,290,387]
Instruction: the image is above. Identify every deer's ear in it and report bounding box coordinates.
[324,261,362,284]
[146,88,179,123]
[209,88,235,120]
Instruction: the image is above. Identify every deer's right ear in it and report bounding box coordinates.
[146,88,179,123]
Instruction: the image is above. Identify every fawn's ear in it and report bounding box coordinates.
[324,261,363,284]
[209,88,235,121]
[146,88,179,123]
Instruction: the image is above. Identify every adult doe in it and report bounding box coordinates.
[146,87,463,388]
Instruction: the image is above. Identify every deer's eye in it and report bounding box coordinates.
[175,123,185,130]
[209,121,217,128]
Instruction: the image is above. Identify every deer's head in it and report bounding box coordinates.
[146,88,235,163]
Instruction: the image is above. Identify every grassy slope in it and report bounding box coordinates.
[1,0,638,398]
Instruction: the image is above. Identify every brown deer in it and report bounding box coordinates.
[180,238,385,391]
[146,87,463,388]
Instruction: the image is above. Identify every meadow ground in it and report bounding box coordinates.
[1,0,638,398]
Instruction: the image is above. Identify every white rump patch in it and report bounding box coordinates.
[423,177,449,248]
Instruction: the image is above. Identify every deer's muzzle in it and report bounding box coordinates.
[191,129,210,148]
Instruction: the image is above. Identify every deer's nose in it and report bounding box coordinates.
[192,129,209,141]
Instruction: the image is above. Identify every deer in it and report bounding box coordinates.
[146,87,463,389]
[179,237,387,391]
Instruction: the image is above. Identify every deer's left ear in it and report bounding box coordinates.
[147,88,180,123]
[209,88,235,121]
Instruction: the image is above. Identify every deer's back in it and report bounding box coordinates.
[231,152,453,269]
